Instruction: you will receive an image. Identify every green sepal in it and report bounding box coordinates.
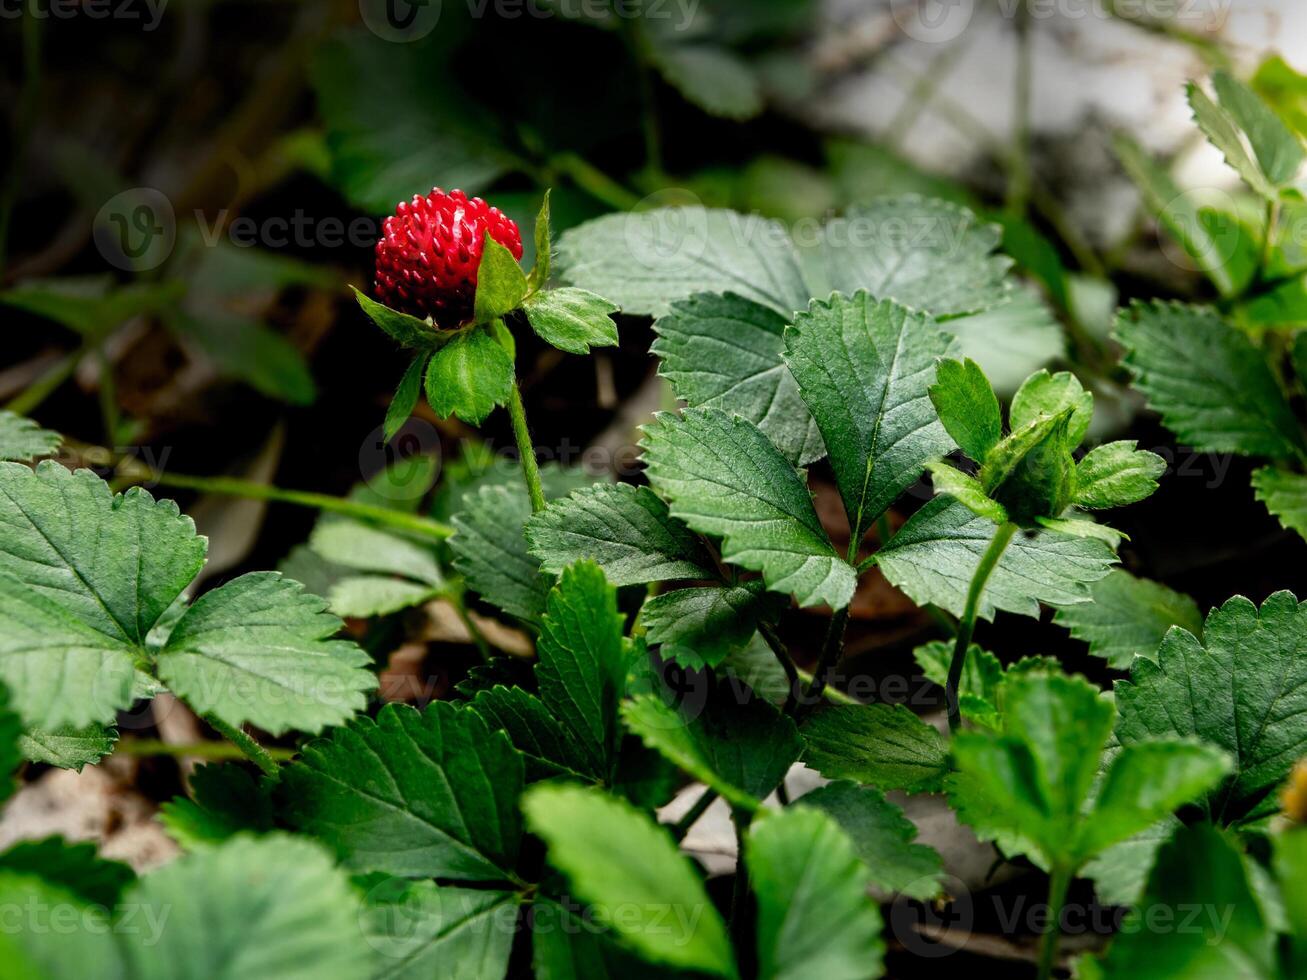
[473,237,528,324]
[424,326,513,425]
[527,190,552,293]
[980,409,1078,526]
[352,286,447,349]
[925,460,1007,524]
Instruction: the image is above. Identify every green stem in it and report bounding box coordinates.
[672,787,718,842]
[1255,196,1281,292]
[507,379,546,514]
[1036,864,1072,980]
[728,807,754,939]
[946,522,1018,733]
[116,738,295,763]
[546,153,642,211]
[202,714,280,778]
[4,344,87,416]
[449,588,491,663]
[788,607,851,717]
[758,621,800,704]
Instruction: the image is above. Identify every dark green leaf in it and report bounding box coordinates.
[1252,464,1307,541]
[0,412,61,463]
[522,287,619,355]
[1052,569,1202,670]
[1074,440,1167,509]
[424,327,513,425]
[642,582,773,669]
[800,704,949,793]
[928,358,1001,462]
[384,353,429,443]
[0,837,134,907]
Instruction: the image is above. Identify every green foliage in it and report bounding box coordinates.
[522,287,620,354]
[1053,569,1203,669]
[0,411,61,463]
[424,327,514,425]
[474,237,529,324]
[800,704,949,793]
[1252,465,1307,541]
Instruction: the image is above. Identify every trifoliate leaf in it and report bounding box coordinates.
[800,704,949,793]
[648,41,762,120]
[1114,591,1307,827]
[928,357,1001,462]
[642,408,857,609]
[1188,80,1280,199]
[1115,301,1305,459]
[809,196,1013,317]
[620,685,802,809]
[359,879,517,980]
[949,673,1228,870]
[1252,464,1307,541]
[281,701,523,881]
[798,781,943,901]
[641,581,774,669]
[522,287,619,355]
[1052,569,1202,670]
[522,783,736,977]
[469,684,592,782]
[474,237,528,324]
[652,291,823,466]
[1074,440,1167,509]
[156,572,375,736]
[384,352,429,443]
[1090,824,1275,978]
[352,287,440,349]
[784,292,958,542]
[121,833,373,980]
[1009,369,1093,445]
[526,483,713,586]
[876,497,1116,620]
[424,327,513,425]
[0,411,61,462]
[534,562,628,781]
[0,462,206,728]
[557,207,809,317]
[746,807,885,980]
[0,837,134,907]
[925,462,1007,523]
[158,762,273,849]
[18,723,117,770]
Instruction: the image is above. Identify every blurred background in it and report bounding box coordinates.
[3,0,1307,966]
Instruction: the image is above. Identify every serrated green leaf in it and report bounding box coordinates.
[928,357,1001,462]
[156,572,374,736]
[359,879,516,980]
[652,291,823,466]
[798,781,943,901]
[914,640,1004,727]
[1115,301,1305,459]
[1115,590,1307,827]
[384,352,429,443]
[0,462,206,728]
[747,806,885,980]
[1052,569,1202,669]
[800,704,948,793]
[641,582,772,669]
[469,684,592,782]
[281,701,523,881]
[1009,369,1093,445]
[809,197,1013,317]
[424,327,513,425]
[474,237,528,324]
[649,41,762,120]
[18,723,117,770]
[311,520,442,587]
[121,833,373,980]
[1188,80,1279,199]
[621,685,802,808]
[451,484,547,623]
[1114,133,1239,297]
[353,287,441,348]
[557,207,808,317]
[1213,70,1305,187]
[925,462,1007,523]
[0,412,61,463]
[1036,515,1124,548]
[1081,816,1180,909]
[158,762,273,849]
[326,576,440,618]
[784,293,957,542]
[522,287,619,355]
[522,783,736,977]
[534,562,628,780]
[1091,824,1275,978]
[1252,464,1307,541]
[876,497,1116,620]
[1074,440,1166,509]
[720,632,792,705]
[0,837,134,907]
[642,408,856,609]
[526,483,713,586]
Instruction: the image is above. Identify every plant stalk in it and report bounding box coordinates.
[946,522,1018,732]
[116,738,295,763]
[788,606,851,717]
[507,379,546,514]
[202,714,280,778]
[1036,864,1072,980]
[671,787,718,842]
[758,621,800,704]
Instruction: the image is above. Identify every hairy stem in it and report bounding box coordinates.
[507,378,546,514]
[202,715,280,778]
[1036,864,1072,980]
[947,522,1018,732]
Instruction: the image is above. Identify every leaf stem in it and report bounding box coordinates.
[758,621,800,703]
[202,715,280,778]
[507,378,546,514]
[546,152,642,211]
[115,738,295,763]
[671,786,718,841]
[1036,864,1072,980]
[787,606,851,717]
[946,522,1017,733]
